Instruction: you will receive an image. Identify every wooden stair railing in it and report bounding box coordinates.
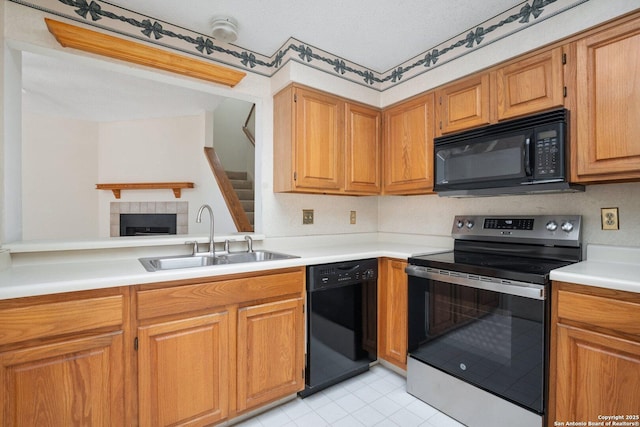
[242,104,256,146]
[204,147,253,232]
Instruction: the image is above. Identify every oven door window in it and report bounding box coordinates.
[407,276,546,414]
[435,133,531,189]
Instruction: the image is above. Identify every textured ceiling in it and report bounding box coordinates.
[106,0,521,72]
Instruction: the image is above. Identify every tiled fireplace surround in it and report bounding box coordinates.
[110,201,189,237]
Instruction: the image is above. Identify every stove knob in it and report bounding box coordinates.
[546,221,558,232]
[456,220,465,229]
[466,220,474,229]
[561,222,574,232]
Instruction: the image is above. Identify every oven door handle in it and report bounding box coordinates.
[405,265,546,300]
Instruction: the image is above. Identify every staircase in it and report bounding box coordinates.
[226,171,254,228]
[203,147,253,232]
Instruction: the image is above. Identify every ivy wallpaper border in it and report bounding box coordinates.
[10,0,589,91]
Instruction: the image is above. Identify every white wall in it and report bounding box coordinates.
[213,98,255,174]
[20,113,236,239]
[2,0,640,249]
[2,2,268,241]
[1,46,22,244]
[97,114,235,237]
[22,112,99,239]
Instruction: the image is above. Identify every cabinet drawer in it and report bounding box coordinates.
[0,293,124,346]
[557,289,640,335]
[137,268,305,320]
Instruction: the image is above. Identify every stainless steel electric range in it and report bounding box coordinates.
[405,215,582,427]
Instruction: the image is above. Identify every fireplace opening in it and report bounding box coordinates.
[120,213,177,236]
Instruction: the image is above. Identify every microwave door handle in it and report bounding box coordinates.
[524,137,532,176]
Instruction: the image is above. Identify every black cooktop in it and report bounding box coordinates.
[408,215,583,285]
[408,250,577,285]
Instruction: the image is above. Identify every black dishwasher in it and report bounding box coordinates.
[299,258,378,398]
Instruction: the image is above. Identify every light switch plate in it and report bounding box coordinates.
[350,210,356,224]
[601,207,619,230]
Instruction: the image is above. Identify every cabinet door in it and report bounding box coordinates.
[0,332,125,427]
[345,103,381,194]
[496,47,564,121]
[573,17,640,182]
[294,87,344,191]
[383,93,435,194]
[138,311,229,427]
[237,297,304,412]
[554,324,640,421]
[437,73,491,134]
[378,258,408,370]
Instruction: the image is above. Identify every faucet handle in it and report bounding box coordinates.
[244,235,253,253]
[224,239,231,253]
[185,241,199,256]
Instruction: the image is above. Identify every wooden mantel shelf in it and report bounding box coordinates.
[96,182,194,199]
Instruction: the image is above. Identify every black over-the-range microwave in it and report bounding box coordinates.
[433,108,584,197]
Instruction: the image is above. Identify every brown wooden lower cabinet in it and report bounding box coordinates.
[378,258,408,370]
[237,297,305,412]
[0,332,125,426]
[134,267,305,426]
[0,288,128,427]
[137,311,230,427]
[549,281,640,426]
[0,268,305,427]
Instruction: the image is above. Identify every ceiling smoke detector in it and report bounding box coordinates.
[211,16,238,43]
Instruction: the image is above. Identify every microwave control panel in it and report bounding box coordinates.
[534,128,563,179]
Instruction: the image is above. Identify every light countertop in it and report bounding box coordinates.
[550,244,640,293]
[2,237,638,300]
[0,235,451,300]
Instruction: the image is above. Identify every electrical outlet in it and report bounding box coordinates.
[601,207,619,230]
[302,209,314,225]
[350,210,357,224]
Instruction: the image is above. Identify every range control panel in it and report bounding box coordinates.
[307,258,378,291]
[452,215,582,247]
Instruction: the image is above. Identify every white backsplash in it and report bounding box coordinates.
[378,182,640,251]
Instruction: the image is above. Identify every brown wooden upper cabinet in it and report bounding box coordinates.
[570,15,640,183]
[436,73,492,135]
[273,84,381,195]
[496,47,564,121]
[345,102,382,194]
[383,92,436,194]
[436,47,565,135]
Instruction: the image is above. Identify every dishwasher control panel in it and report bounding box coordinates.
[307,258,378,291]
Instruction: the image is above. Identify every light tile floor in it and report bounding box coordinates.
[234,365,466,427]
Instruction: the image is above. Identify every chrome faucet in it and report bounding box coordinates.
[245,235,253,253]
[196,204,215,256]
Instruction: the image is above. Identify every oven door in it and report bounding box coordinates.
[406,265,548,414]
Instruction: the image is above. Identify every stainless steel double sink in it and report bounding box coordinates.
[139,250,299,272]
